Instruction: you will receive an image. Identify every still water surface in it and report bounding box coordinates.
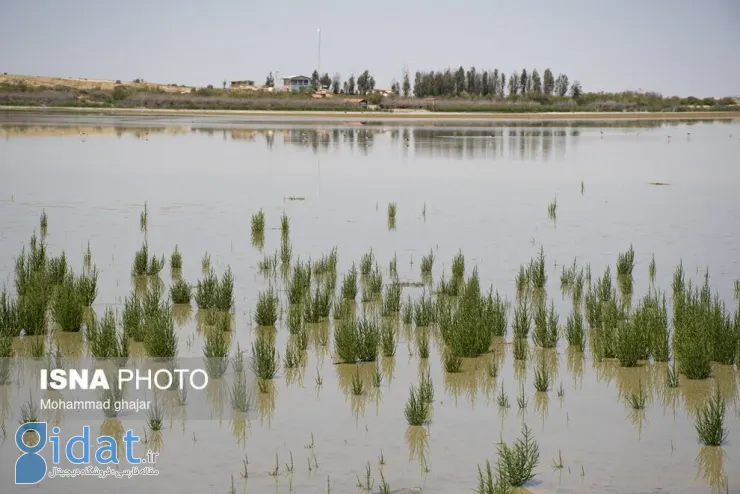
[0,113,739,493]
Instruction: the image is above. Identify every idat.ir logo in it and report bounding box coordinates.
[15,421,152,484]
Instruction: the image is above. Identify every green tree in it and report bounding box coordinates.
[500,73,506,96]
[413,71,422,97]
[402,72,410,97]
[481,71,489,96]
[492,69,500,97]
[569,80,583,99]
[519,69,528,95]
[331,73,341,94]
[264,72,274,88]
[508,71,519,96]
[347,75,356,95]
[319,73,332,89]
[455,67,465,95]
[310,70,320,91]
[543,68,555,96]
[531,69,542,94]
[555,74,569,97]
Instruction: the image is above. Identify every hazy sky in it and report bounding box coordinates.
[1,0,738,96]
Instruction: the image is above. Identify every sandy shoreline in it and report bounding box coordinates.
[2,105,739,122]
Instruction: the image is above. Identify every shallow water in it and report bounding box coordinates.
[0,113,739,493]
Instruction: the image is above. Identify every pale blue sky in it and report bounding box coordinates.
[1,0,738,96]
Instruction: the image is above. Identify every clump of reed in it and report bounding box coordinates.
[413,291,435,327]
[420,250,435,277]
[334,312,380,363]
[513,339,528,361]
[381,280,402,315]
[140,202,148,231]
[170,245,183,271]
[313,247,338,277]
[52,274,84,332]
[475,459,510,494]
[251,209,265,236]
[203,327,230,377]
[443,350,463,373]
[341,264,359,300]
[528,247,547,290]
[170,278,192,305]
[0,335,15,384]
[76,266,99,306]
[140,287,178,359]
[404,385,430,426]
[46,251,68,285]
[280,211,290,237]
[350,369,364,395]
[251,332,279,380]
[146,398,164,431]
[626,379,647,410]
[547,196,557,220]
[560,259,579,289]
[387,202,397,230]
[419,369,434,403]
[512,296,531,339]
[616,245,635,277]
[194,267,234,312]
[695,383,728,446]
[366,264,383,299]
[131,243,165,276]
[86,308,129,360]
[533,358,550,392]
[416,329,430,359]
[280,235,292,266]
[564,309,586,352]
[360,249,375,276]
[648,254,656,283]
[380,319,397,357]
[439,270,507,359]
[254,288,279,326]
[532,300,559,348]
[490,423,540,487]
[402,296,413,324]
[201,252,211,273]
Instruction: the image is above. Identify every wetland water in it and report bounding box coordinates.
[1,113,739,493]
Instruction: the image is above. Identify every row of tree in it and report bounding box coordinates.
[409,67,582,99]
[265,67,583,99]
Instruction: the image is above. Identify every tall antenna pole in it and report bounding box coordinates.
[317,28,321,77]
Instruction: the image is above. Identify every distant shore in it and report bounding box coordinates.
[2,106,739,122]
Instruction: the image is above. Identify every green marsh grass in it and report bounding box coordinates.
[560,259,578,289]
[52,274,84,332]
[333,312,380,363]
[416,329,430,359]
[512,296,531,339]
[513,339,528,361]
[254,288,279,326]
[283,340,301,369]
[419,369,434,403]
[287,304,303,334]
[195,269,218,309]
[201,252,211,273]
[170,278,192,305]
[280,235,292,266]
[617,245,636,277]
[360,249,375,276]
[251,209,265,235]
[143,304,177,359]
[517,385,528,409]
[333,298,353,320]
[402,296,413,324]
[496,384,509,408]
[443,350,463,373]
[341,264,359,300]
[131,243,165,276]
[87,308,129,360]
[515,265,529,293]
[565,309,586,352]
[39,209,48,236]
[533,359,551,392]
[29,335,45,358]
[381,279,402,315]
[389,253,398,279]
[0,336,14,384]
[420,250,435,276]
[626,380,647,410]
[280,211,290,237]
[475,459,510,494]
[404,385,430,425]
[203,328,230,377]
[366,264,383,297]
[170,245,183,270]
[83,241,92,267]
[76,266,99,306]
[251,332,279,380]
[380,319,397,357]
[494,423,540,487]
[140,202,148,231]
[413,291,435,327]
[528,247,548,290]
[46,251,68,285]
[695,383,728,446]
[532,300,559,348]
[649,254,656,282]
